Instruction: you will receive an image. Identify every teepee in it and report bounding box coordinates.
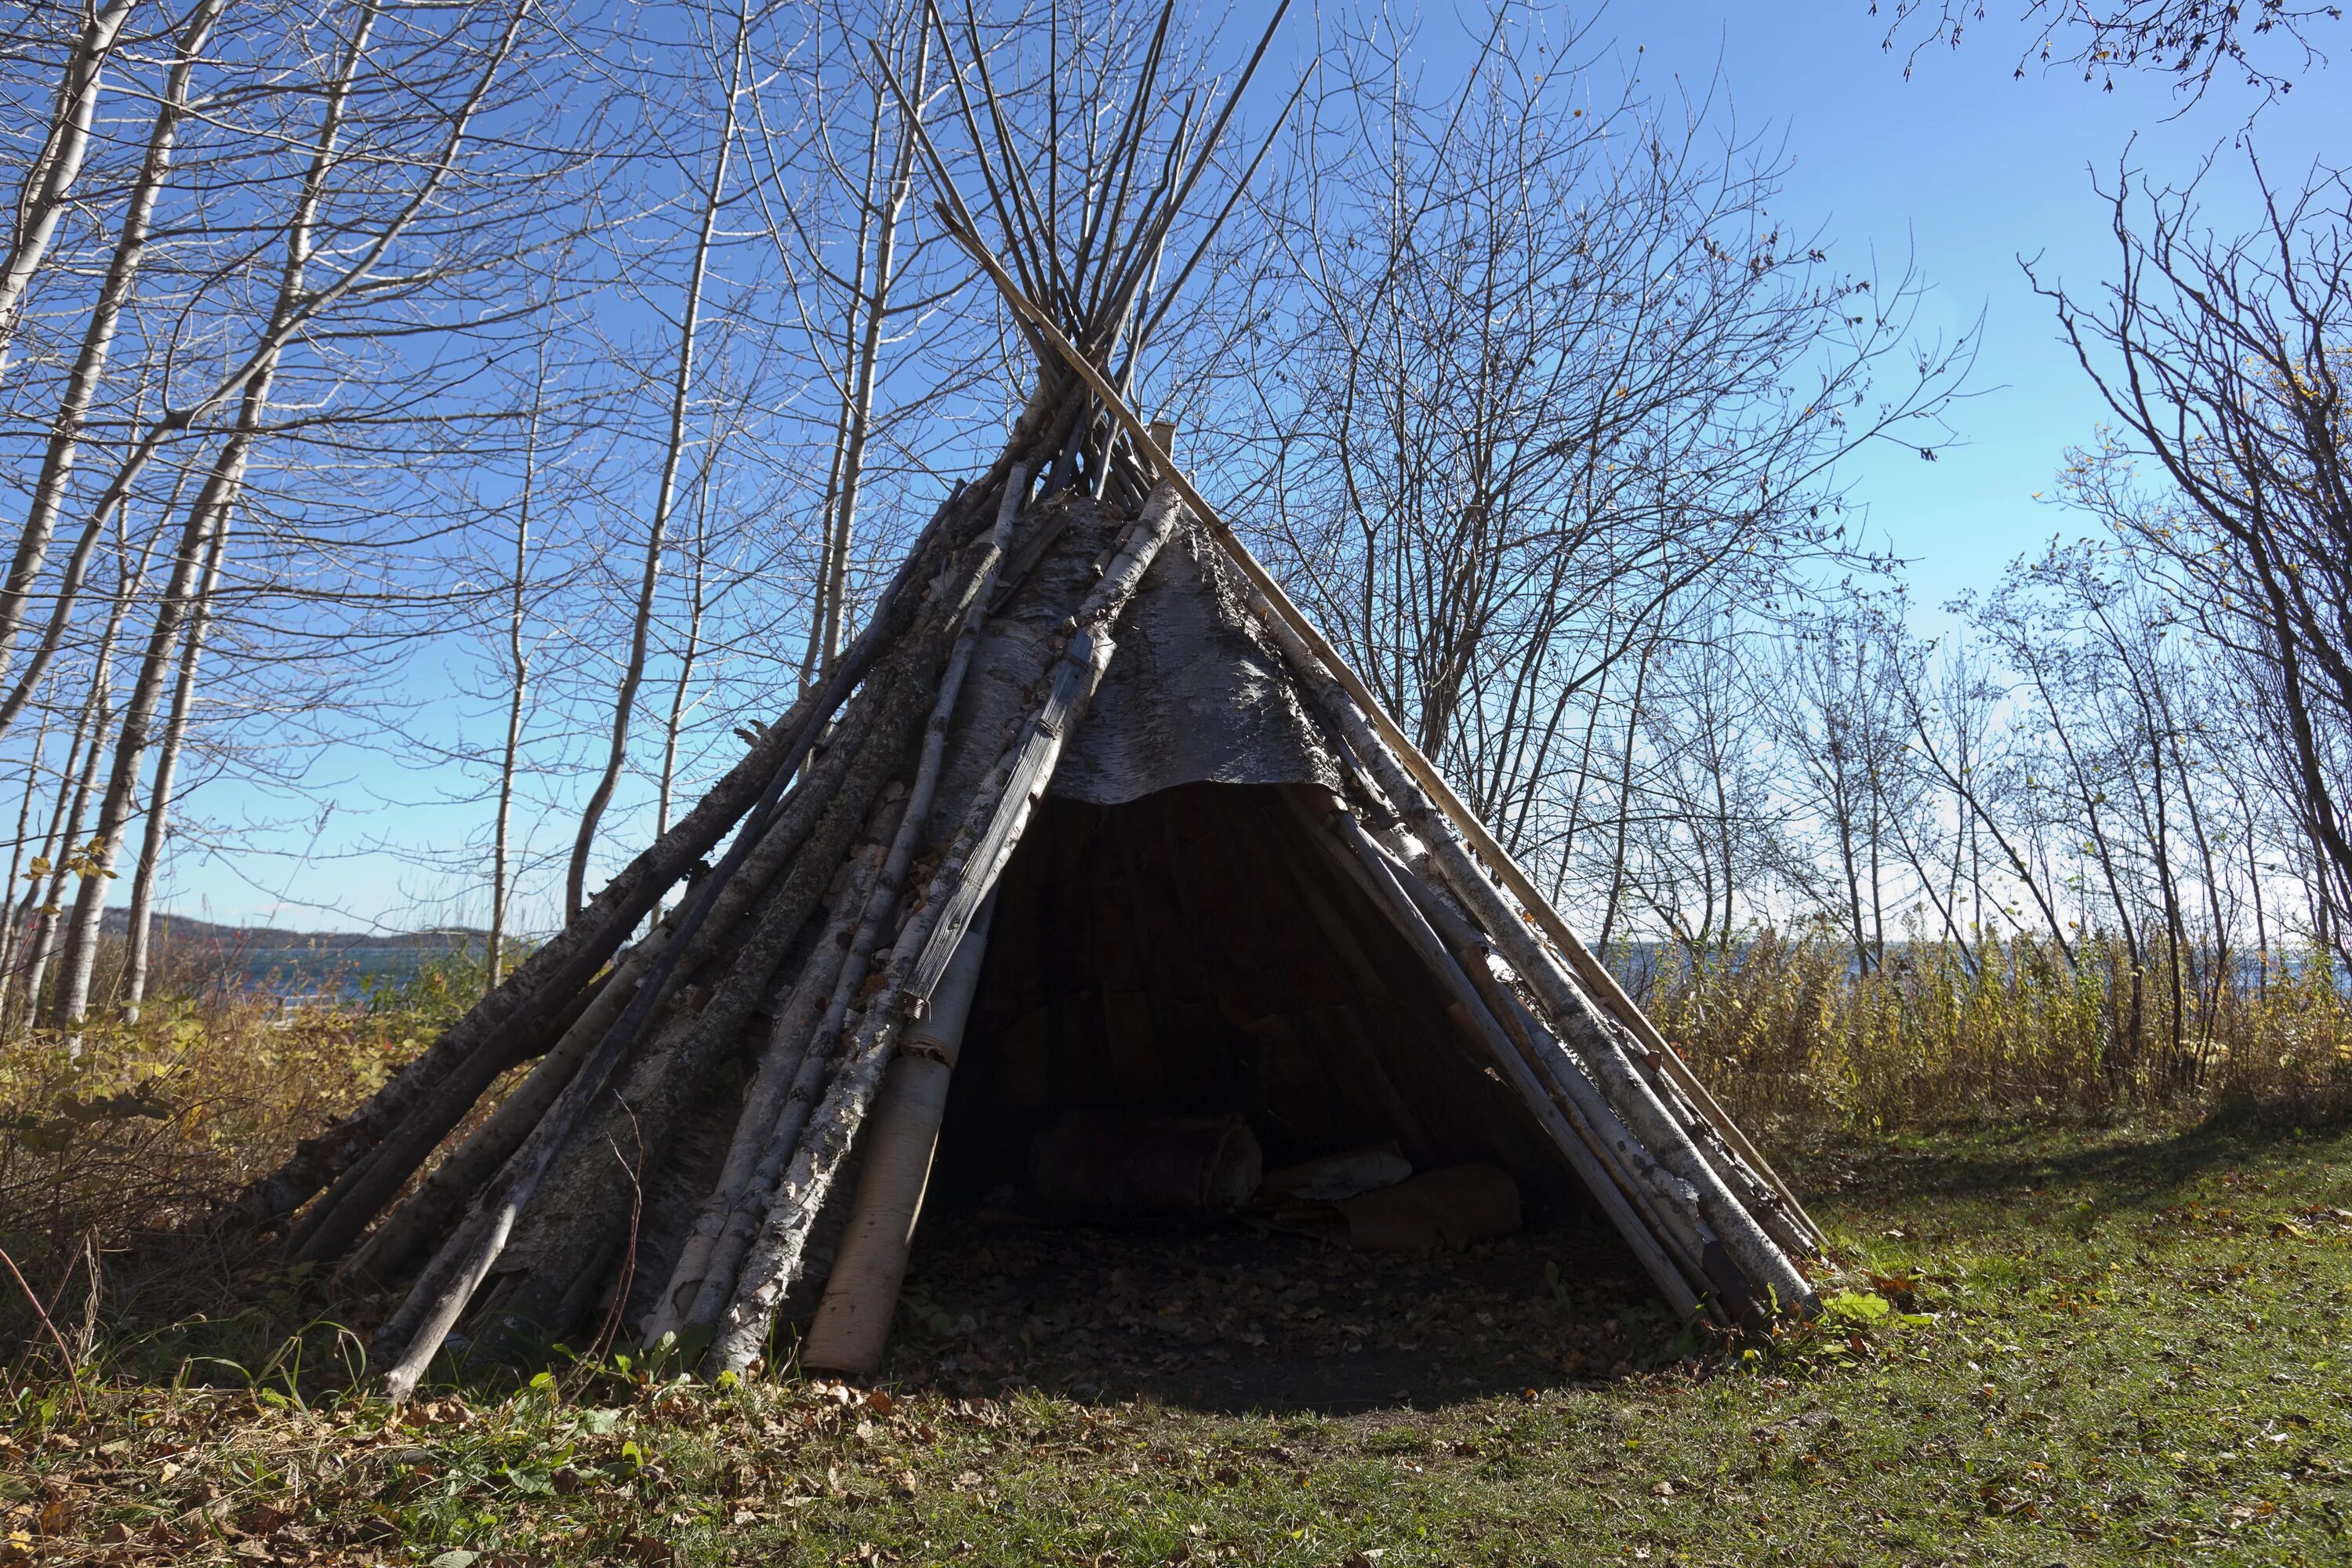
[230,5,1821,1399]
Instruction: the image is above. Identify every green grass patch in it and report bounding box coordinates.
[6,1118,2350,1566]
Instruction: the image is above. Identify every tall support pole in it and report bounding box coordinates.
[798,895,996,1375]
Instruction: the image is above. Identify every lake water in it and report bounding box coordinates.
[171,941,485,1005]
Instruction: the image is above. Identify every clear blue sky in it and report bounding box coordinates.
[1613,2,2334,610]
[154,2,2339,933]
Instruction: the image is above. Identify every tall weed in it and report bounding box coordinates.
[1640,927,2351,1133]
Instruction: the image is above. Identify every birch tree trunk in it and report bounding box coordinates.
[24,502,158,1028]
[822,52,927,679]
[19,676,107,1029]
[0,0,228,725]
[0,700,56,1007]
[566,0,750,920]
[488,371,548,997]
[0,0,142,361]
[6,691,89,1027]
[53,0,388,1033]
[118,514,228,1022]
[56,441,249,1034]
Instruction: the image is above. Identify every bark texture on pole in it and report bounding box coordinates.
[798,897,996,1376]
[701,487,1183,1377]
[232,487,972,1234]
[1254,600,1815,1316]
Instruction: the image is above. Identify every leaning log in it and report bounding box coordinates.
[700,485,1185,1378]
[1254,598,1817,1318]
[647,468,1035,1347]
[233,486,978,1235]
[1280,789,1711,1323]
[336,924,674,1290]
[797,897,996,1375]
[430,570,986,1362]
[295,608,920,1272]
[637,786,908,1346]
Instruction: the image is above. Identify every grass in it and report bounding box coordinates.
[0,949,487,1308]
[4,1116,2349,1566]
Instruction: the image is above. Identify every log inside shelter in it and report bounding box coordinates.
[241,3,1820,1399]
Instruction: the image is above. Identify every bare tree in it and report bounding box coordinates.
[1878,0,2341,102]
[0,0,228,726]
[0,688,56,990]
[115,504,226,1022]
[567,0,753,920]
[652,419,724,857]
[484,360,555,995]
[0,0,142,360]
[783,11,931,687]
[15,509,151,1026]
[51,0,536,1026]
[2042,152,2352,967]
[1232,14,1967,916]
[1777,606,1915,974]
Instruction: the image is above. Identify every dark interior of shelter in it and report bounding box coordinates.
[851,782,1671,1413]
[938,782,1574,1203]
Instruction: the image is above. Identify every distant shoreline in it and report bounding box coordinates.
[97,907,493,950]
[88,910,501,1001]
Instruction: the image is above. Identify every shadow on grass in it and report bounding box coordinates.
[1782,1101,2352,1225]
[50,1109,2352,1416]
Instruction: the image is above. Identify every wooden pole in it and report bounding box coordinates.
[234,485,975,1235]
[1369,822,1819,1267]
[653,466,1033,1346]
[1279,790,1711,1323]
[702,488,1184,1378]
[336,928,667,1289]
[637,789,906,1346]
[292,598,927,1271]
[799,894,996,1375]
[372,533,993,1400]
[1257,608,1814,1313]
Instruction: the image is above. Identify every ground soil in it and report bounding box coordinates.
[869,1196,1679,1414]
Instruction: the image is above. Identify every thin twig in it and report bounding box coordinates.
[586,1103,645,1374]
[0,1241,87,1414]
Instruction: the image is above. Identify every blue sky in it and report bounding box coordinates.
[151,2,2339,933]
[1611,2,2333,609]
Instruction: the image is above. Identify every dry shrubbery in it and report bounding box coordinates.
[1644,929,2352,1134]
[2,936,2345,1357]
[0,957,481,1345]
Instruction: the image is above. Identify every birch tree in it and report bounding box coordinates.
[50,0,536,1025]
[0,0,229,730]
[0,0,143,361]
[566,0,753,920]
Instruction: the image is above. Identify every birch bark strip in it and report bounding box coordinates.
[649,467,1029,1342]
